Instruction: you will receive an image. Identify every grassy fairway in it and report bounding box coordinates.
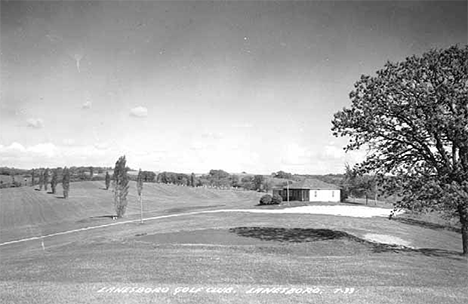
[0,182,467,304]
[0,181,262,243]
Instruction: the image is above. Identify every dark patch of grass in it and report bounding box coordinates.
[229,227,466,259]
[371,245,465,259]
[230,227,351,242]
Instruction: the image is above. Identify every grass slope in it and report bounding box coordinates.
[0,181,263,243]
[0,182,467,304]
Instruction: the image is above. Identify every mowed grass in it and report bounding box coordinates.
[0,182,467,304]
[0,181,263,242]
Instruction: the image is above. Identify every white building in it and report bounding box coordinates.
[279,178,342,202]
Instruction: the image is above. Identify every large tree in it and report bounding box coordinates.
[332,45,468,254]
[341,164,376,205]
[113,156,129,218]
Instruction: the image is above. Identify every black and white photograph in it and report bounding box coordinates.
[0,0,467,303]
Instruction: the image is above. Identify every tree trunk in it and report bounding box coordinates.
[458,205,468,255]
[462,222,468,255]
[139,194,143,224]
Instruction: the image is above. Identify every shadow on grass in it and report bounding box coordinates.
[392,217,461,234]
[56,196,66,199]
[165,205,226,214]
[91,215,117,219]
[75,215,117,224]
[229,227,465,259]
[230,227,350,242]
[343,201,375,206]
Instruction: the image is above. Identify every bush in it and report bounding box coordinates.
[272,194,283,205]
[259,194,273,205]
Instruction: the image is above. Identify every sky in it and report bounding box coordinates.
[0,0,466,174]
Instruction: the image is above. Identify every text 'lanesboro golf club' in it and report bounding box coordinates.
[96,286,355,295]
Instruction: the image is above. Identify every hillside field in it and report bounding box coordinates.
[0,181,467,304]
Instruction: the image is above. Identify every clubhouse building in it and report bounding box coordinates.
[274,178,342,202]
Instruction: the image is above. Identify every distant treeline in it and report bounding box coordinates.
[0,166,114,188]
[0,166,345,193]
[1,166,380,200]
[129,169,290,192]
[150,170,268,191]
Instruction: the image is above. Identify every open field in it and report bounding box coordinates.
[1,182,467,304]
[0,181,262,243]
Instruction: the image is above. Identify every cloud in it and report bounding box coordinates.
[281,143,314,166]
[323,145,345,160]
[190,140,205,151]
[82,101,92,109]
[62,138,76,146]
[231,122,253,128]
[0,97,28,119]
[94,142,110,150]
[26,118,44,129]
[0,141,121,168]
[201,132,223,140]
[0,142,26,154]
[277,141,369,174]
[0,142,57,158]
[27,143,59,158]
[130,106,148,118]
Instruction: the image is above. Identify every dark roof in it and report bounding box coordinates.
[286,178,341,190]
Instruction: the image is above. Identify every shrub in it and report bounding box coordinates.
[259,194,273,205]
[272,194,283,205]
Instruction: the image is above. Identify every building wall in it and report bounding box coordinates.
[309,189,341,202]
[278,189,309,201]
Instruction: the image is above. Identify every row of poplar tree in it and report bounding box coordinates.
[31,167,71,198]
[30,156,141,220]
[111,155,144,220]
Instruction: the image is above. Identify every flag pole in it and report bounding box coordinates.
[139,194,143,224]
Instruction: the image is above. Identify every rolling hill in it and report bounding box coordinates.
[0,181,466,304]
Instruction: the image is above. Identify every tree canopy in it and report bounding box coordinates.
[332,45,468,254]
